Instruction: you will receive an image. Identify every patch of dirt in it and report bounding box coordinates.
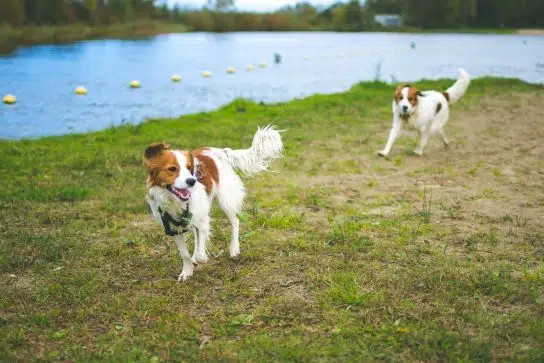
[421,92,544,225]
[314,90,544,253]
[517,29,544,35]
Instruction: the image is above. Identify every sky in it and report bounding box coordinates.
[166,0,346,12]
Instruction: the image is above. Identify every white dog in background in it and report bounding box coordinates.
[378,69,470,157]
[144,126,283,281]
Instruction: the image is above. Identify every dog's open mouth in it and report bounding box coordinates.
[167,185,191,202]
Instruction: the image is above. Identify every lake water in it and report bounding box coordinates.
[1,32,543,139]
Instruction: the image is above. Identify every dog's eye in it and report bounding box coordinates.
[408,97,413,101]
[168,167,177,172]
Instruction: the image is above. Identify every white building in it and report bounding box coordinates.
[374,14,402,27]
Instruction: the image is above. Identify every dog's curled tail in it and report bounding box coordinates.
[444,68,470,104]
[223,125,284,175]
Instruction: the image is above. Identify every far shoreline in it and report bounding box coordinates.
[0,22,189,55]
[1,24,541,55]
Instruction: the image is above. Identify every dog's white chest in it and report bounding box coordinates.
[402,117,419,131]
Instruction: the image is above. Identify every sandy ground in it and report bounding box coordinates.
[517,29,544,35]
[363,89,544,249]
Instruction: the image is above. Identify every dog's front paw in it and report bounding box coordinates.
[192,254,209,265]
[230,245,240,258]
[178,268,194,282]
[413,149,423,156]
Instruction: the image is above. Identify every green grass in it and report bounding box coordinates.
[0,22,188,54]
[0,77,543,361]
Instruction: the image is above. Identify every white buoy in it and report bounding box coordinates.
[130,80,141,88]
[202,70,212,78]
[3,94,16,104]
[172,74,182,82]
[246,64,254,71]
[259,61,267,68]
[227,66,236,74]
[75,86,87,95]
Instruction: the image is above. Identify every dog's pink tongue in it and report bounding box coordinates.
[173,187,190,199]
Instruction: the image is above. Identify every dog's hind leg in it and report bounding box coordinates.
[218,195,241,257]
[225,211,240,257]
[438,129,450,149]
[414,130,431,156]
[214,162,244,257]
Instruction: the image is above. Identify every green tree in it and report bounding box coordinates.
[5,0,544,31]
[344,0,363,30]
[365,0,402,14]
[331,5,346,30]
[50,0,71,24]
[0,0,25,26]
[84,0,99,24]
[122,0,135,21]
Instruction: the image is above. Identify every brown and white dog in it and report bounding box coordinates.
[378,69,470,157]
[144,126,283,281]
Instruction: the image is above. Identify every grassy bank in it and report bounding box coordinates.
[353,25,519,34]
[1,77,543,361]
[398,27,517,34]
[0,22,188,54]
[518,28,544,35]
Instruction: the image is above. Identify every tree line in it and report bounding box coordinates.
[366,0,544,28]
[0,0,542,30]
[0,0,157,26]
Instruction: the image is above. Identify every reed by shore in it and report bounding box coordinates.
[0,21,188,54]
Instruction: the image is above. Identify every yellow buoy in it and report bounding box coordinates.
[227,66,236,74]
[246,64,254,71]
[75,86,87,95]
[130,80,141,88]
[3,94,16,104]
[172,74,182,82]
[202,70,212,78]
[259,61,267,68]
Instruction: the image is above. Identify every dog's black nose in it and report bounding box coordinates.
[186,178,196,187]
[402,105,408,112]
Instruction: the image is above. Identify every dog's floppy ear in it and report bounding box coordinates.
[402,84,425,97]
[144,142,170,167]
[395,84,405,100]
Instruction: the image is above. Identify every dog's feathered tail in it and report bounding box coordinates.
[222,125,284,175]
[444,68,470,104]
